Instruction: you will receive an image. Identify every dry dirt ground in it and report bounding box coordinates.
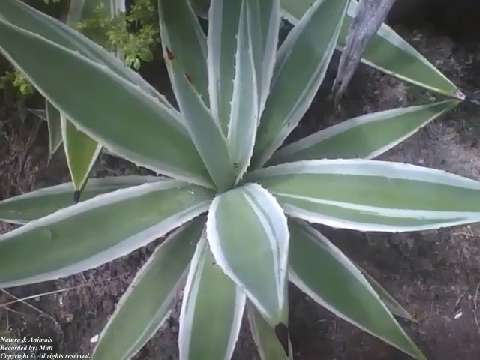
[1,4,480,360]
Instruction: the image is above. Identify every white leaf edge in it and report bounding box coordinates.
[272,100,458,163]
[0,180,211,288]
[228,0,259,182]
[289,221,425,360]
[179,237,246,360]
[93,220,201,360]
[207,183,289,325]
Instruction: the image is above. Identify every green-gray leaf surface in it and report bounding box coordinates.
[280,0,461,98]
[158,0,234,190]
[92,219,204,360]
[360,268,414,321]
[207,183,289,325]
[158,0,209,102]
[248,305,290,360]
[190,0,210,18]
[248,0,280,116]
[228,0,259,181]
[45,100,62,157]
[62,117,101,191]
[207,0,279,129]
[0,180,212,288]
[0,19,211,186]
[179,238,245,360]
[0,0,168,104]
[0,176,159,224]
[253,0,350,168]
[270,100,458,164]
[207,0,242,133]
[251,160,480,232]
[289,220,425,359]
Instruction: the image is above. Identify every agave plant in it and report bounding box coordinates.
[46,0,125,194]
[0,0,474,359]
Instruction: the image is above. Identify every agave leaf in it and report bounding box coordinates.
[360,267,414,321]
[92,219,204,360]
[0,19,211,187]
[45,100,62,157]
[207,183,289,326]
[331,0,396,102]
[208,0,279,134]
[179,237,246,360]
[248,0,281,117]
[251,160,480,232]
[281,0,461,99]
[62,0,129,192]
[228,0,259,181]
[158,0,234,190]
[0,176,160,224]
[0,181,213,288]
[0,0,170,106]
[207,0,242,133]
[253,0,350,168]
[248,305,290,360]
[189,0,210,18]
[289,220,425,359]
[165,73,234,190]
[158,0,209,102]
[270,100,459,164]
[61,116,102,192]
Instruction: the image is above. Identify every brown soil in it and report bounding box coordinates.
[1,3,480,360]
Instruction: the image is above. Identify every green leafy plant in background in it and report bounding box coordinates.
[1,0,162,193]
[0,0,472,359]
[0,69,34,95]
[0,0,159,98]
[74,0,160,70]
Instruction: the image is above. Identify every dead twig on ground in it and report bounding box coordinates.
[333,0,397,103]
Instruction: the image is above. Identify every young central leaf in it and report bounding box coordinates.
[253,0,350,167]
[228,0,259,181]
[207,183,289,326]
[159,0,235,190]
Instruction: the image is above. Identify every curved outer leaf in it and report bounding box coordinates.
[0,176,160,224]
[158,0,234,190]
[281,0,461,99]
[251,160,480,232]
[252,0,350,168]
[92,219,204,360]
[0,180,213,288]
[45,100,63,157]
[289,220,425,359]
[270,100,459,164]
[62,116,102,191]
[0,19,211,187]
[207,183,289,326]
[0,0,170,106]
[228,0,259,181]
[248,305,290,360]
[179,237,246,360]
[360,267,414,321]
